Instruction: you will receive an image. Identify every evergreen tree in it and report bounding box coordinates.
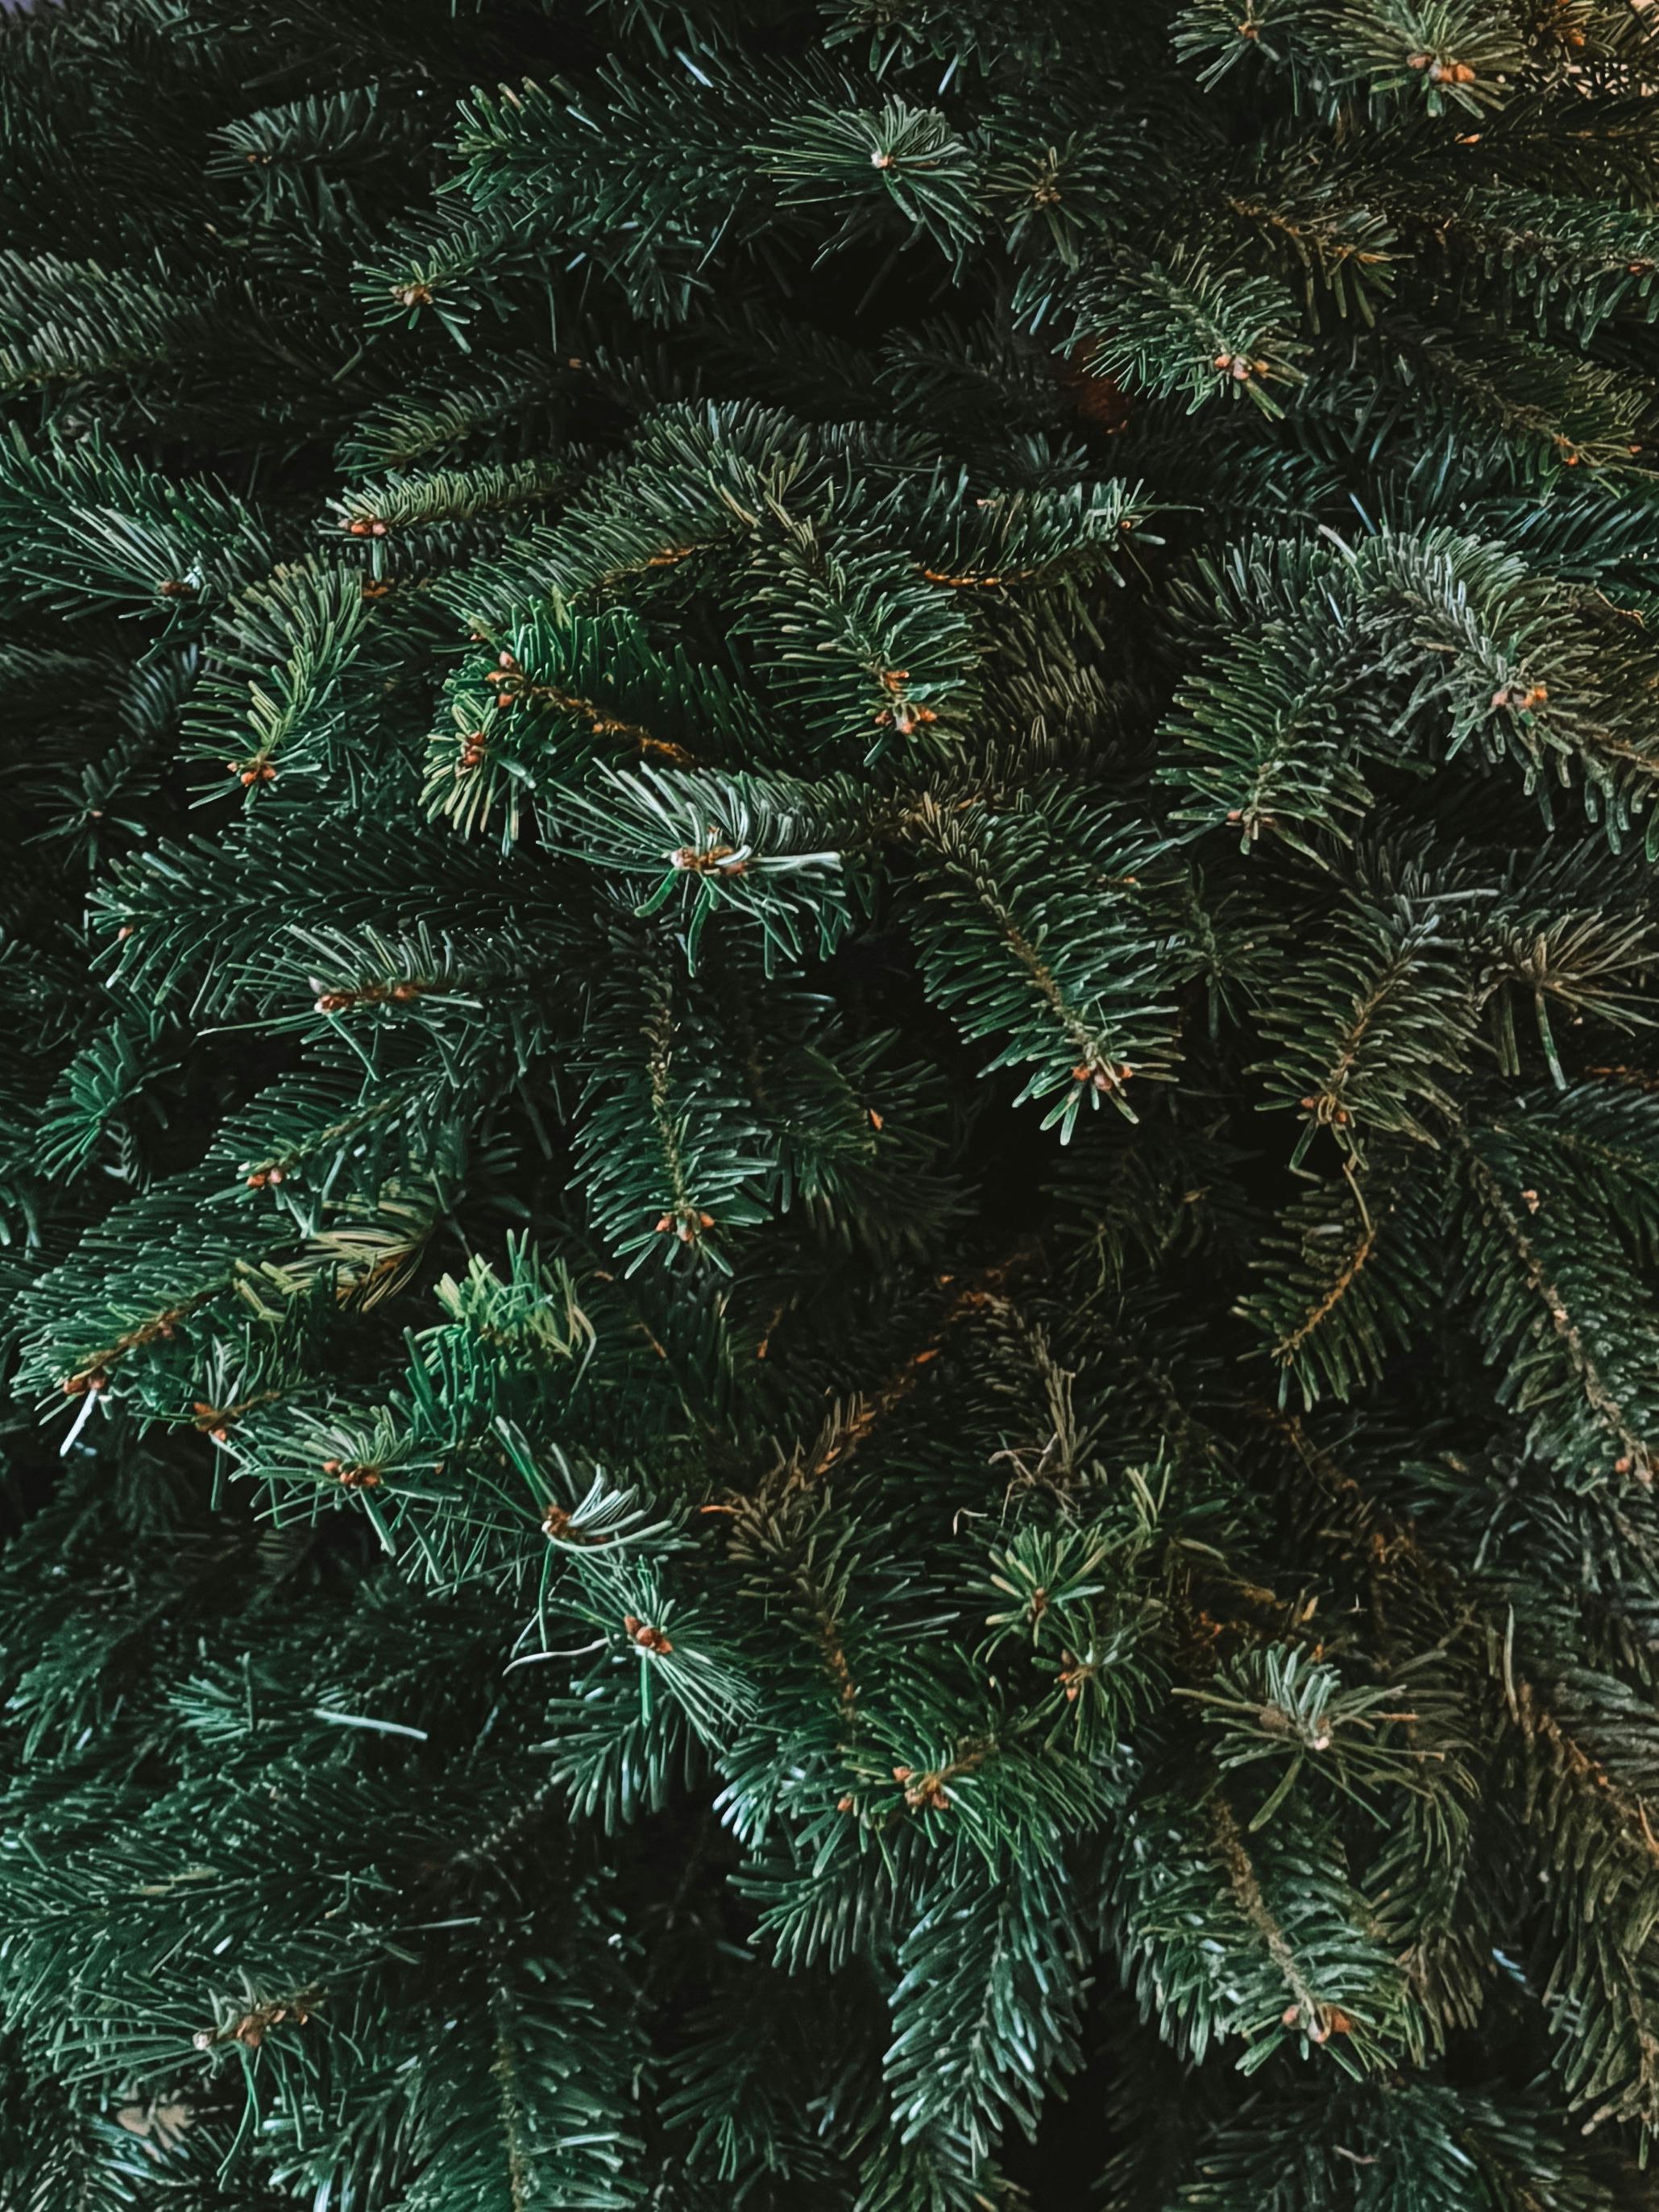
[10,0,1659,2202]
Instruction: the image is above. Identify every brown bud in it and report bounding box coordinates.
[623,1613,673,1654]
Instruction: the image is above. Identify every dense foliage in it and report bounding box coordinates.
[9,0,1659,2203]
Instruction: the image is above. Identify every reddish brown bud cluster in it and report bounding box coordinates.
[1491,682,1548,712]
[892,1764,952,1812]
[323,1459,383,1489]
[1280,2002,1354,2042]
[870,670,939,736]
[655,1207,716,1243]
[58,1306,189,1398]
[313,978,424,1015]
[670,841,746,876]
[345,517,389,537]
[458,733,487,772]
[1072,1060,1134,1092]
[226,757,276,786]
[870,666,941,737]
[623,1613,674,1654]
[1408,52,1476,81]
[485,650,525,713]
[541,1500,572,1539]
[193,1997,311,2052]
[245,1164,286,1189]
[1213,352,1269,383]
